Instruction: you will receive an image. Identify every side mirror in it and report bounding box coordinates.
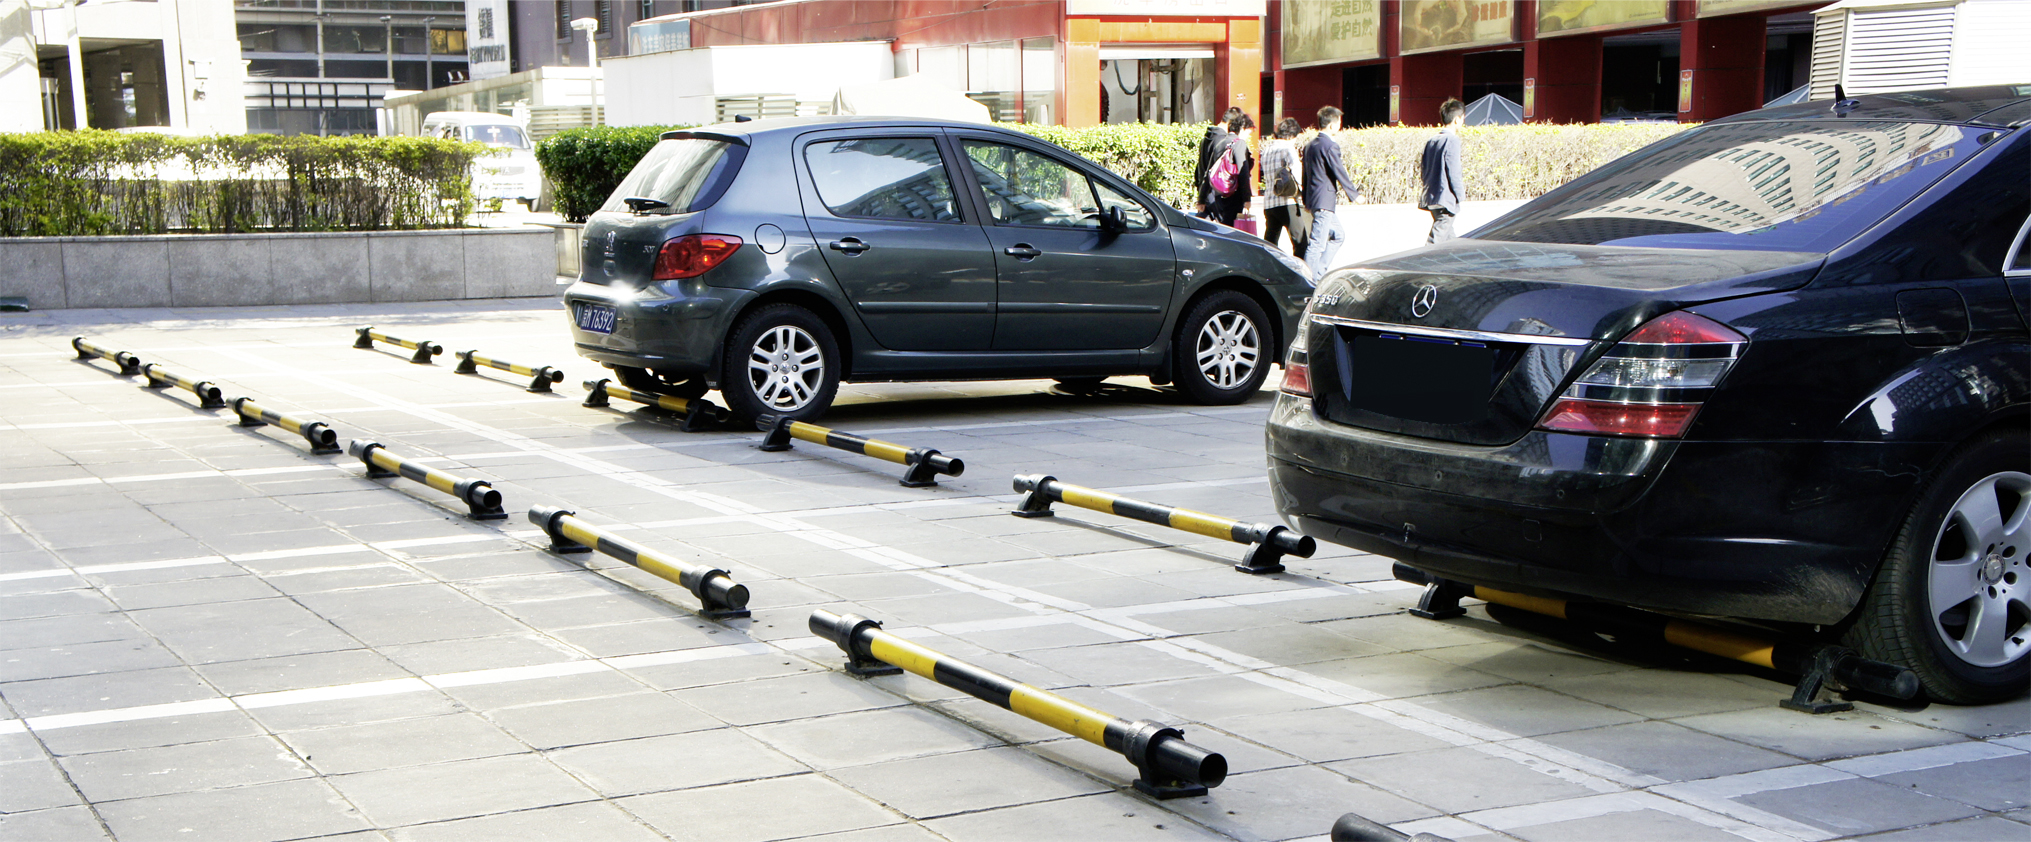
[1099,205,1129,234]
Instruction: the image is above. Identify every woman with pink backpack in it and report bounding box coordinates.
[1202,112,1255,228]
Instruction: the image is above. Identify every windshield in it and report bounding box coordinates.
[1475,120,1986,253]
[600,136,747,215]
[462,124,530,149]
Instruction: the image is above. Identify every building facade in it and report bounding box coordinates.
[1,0,246,134]
[234,0,471,135]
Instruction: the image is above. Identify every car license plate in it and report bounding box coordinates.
[1344,333,1494,424]
[576,303,617,335]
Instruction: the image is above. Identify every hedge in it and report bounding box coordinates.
[535,125,689,223]
[530,120,1695,223]
[0,131,484,237]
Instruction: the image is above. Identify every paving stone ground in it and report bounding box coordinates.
[1,300,2026,842]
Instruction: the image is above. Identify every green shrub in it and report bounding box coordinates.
[0,131,484,237]
[535,125,689,223]
[1331,123,1694,205]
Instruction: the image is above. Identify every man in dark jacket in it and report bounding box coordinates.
[1419,97,1466,243]
[1193,107,1246,216]
[1301,106,1361,281]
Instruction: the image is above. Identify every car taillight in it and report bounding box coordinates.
[1281,359,1312,397]
[653,234,743,280]
[1536,310,1745,439]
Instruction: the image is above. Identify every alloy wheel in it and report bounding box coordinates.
[1926,470,2030,668]
[1194,310,1261,391]
[746,324,825,412]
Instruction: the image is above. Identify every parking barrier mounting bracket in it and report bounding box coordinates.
[1408,577,1471,620]
[1011,474,1058,518]
[1234,526,1296,575]
[529,506,593,554]
[836,615,903,677]
[582,379,611,408]
[757,415,794,451]
[1123,720,1209,800]
[1781,646,1855,714]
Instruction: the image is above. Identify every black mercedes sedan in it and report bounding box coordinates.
[1267,86,2030,704]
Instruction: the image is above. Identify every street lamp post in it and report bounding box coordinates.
[569,17,601,126]
[378,15,392,84]
[423,16,435,90]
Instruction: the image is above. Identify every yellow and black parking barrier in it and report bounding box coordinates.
[581,378,726,432]
[810,610,1227,799]
[346,439,507,520]
[72,337,142,375]
[1394,565,1920,714]
[454,349,565,393]
[528,505,750,619]
[140,363,227,409]
[758,415,963,488]
[1011,474,1315,574]
[229,397,341,454]
[353,326,442,364]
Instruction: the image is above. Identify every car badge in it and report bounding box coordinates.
[1410,284,1438,319]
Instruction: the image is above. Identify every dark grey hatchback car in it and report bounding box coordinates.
[562,117,1313,423]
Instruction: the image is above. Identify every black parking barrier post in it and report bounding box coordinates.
[811,610,1227,799]
[353,326,441,364]
[1390,564,1921,713]
[140,363,227,409]
[229,397,340,454]
[72,337,142,375]
[1331,812,1455,842]
[756,414,964,488]
[581,378,725,432]
[1010,474,1314,574]
[528,505,751,619]
[455,350,565,393]
[346,440,507,520]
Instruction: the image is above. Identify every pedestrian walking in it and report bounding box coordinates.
[1259,117,1310,257]
[1301,106,1361,281]
[1206,112,1255,227]
[1419,97,1466,244]
[1192,107,1244,219]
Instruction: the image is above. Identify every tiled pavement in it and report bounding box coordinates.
[0,299,2026,842]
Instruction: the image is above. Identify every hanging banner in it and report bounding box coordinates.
[1538,0,1670,38]
[465,0,510,81]
[1400,0,1515,56]
[1283,0,1383,69]
[1696,0,1809,17]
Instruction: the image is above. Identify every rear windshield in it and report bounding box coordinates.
[600,136,747,215]
[1475,120,1986,253]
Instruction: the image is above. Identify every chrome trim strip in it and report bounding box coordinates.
[1311,314,1594,347]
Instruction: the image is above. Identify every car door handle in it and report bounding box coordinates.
[829,238,870,255]
[1004,244,1041,261]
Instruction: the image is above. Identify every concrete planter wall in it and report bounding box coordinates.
[0,227,556,310]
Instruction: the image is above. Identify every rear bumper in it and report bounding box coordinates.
[1265,395,1937,624]
[562,280,753,376]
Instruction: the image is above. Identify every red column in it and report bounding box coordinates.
[1678,11,1765,122]
[1390,51,1462,126]
[1523,34,1602,123]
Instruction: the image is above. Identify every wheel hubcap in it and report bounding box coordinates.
[1195,310,1261,390]
[746,325,824,411]
[1926,470,2030,668]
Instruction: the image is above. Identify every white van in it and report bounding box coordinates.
[422,111,543,209]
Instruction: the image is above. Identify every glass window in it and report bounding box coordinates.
[430,28,466,56]
[1094,179,1155,230]
[2011,216,2031,272]
[1475,120,1987,253]
[804,137,962,223]
[966,41,1019,123]
[1021,37,1055,124]
[601,136,747,215]
[464,124,530,149]
[963,140,1101,228]
[322,24,387,54]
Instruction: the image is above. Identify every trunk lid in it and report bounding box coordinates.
[579,211,702,287]
[1303,240,1821,445]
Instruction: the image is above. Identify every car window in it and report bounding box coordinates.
[804,137,961,223]
[601,136,746,215]
[962,140,1102,228]
[1476,120,1989,253]
[2011,216,2031,272]
[1094,179,1156,230]
[464,124,529,149]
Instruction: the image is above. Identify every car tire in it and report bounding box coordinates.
[1843,429,2029,704]
[612,366,709,400]
[720,303,839,425]
[1172,289,1271,405]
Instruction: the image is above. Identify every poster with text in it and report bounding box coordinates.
[1400,0,1514,55]
[1538,0,1669,38]
[1283,0,1383,69]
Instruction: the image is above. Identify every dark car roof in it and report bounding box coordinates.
[1712,84,2031,127]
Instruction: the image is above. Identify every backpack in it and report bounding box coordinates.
[1208,143,1240,196]
[1270,149,1299,198]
